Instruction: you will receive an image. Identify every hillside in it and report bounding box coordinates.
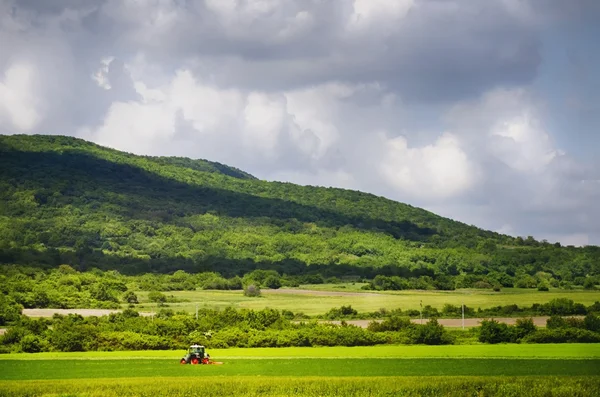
[0,134,598,287]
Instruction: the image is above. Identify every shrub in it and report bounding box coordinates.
[148,291,167,305]
[523,328,600,344]
[264,276,282,289]
[478,319,512,344]
[410,319,453,345]
[583,313,600,332]
[583,278,597,290]
[368,316,412,332]
[473,281,492,289]
[122,291,138,304]
[20,334,45,353]
[513,318,536,340]
[244,284,261,297]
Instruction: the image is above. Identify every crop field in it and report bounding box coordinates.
[132,287,600,315]
[1,344,599,396]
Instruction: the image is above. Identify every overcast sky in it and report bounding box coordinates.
[1,0,599,246]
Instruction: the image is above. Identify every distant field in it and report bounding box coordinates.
[132,287,600,315]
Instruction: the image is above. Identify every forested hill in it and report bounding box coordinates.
[0,134,598,286]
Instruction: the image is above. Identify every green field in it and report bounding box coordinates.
[3,344,598,360]
[133,287,600,315]
[2,358,599,380]
[1,344,598,396]
[1,377,598,397]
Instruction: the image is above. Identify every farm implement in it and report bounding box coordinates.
[180,344,223,365]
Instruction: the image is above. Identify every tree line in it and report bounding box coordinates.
[2,306,599,354]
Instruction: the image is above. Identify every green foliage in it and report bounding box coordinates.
[122,291,138,304]
[148,291,167,305]
[478,319,512,344]
[0,294,22,325]
[0,134,597,286]
[410,318,454,345]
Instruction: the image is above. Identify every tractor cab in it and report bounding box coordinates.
[189,345,205,356]
[180,344,210,365]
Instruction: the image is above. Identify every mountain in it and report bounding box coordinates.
[0,134,597,286]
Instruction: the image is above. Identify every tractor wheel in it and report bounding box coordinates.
[191,358,199,365]
[201,358,209,364]
[180,359,187,365]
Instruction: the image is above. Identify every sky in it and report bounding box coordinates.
[1,0,599,246]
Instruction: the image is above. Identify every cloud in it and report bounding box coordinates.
[1,0,599,245]
[0,62,42,131]
[379,132,477,200]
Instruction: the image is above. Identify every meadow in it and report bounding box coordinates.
[3,344,598,359]
[0,344,599,396]
[1,376,598,397]
[133,287,600,316]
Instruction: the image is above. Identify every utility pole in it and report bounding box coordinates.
[196,304,199,320]
[462,302,464,330]
[420,300,423,325]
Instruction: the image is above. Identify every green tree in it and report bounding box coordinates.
[148,291,167,305]
[123,291,139,305]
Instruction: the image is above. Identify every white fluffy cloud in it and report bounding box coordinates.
[1,0,599,245]
[380,132,476,200]
[0,63,42,131]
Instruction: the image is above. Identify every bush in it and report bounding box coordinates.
[513,318,536,340]
[20,334,45,353]
[537,283,549,292]
[473,281,492,289]
[478,319,512,344]
[583,278,597,290]
[523,328,600,344]
[583,313,600,332]
[368,316,412,332]
[148,291,167,305]
[410,319,453,345]
[264,276,282,290]
[243,284,261,297]
[0,295,23,325]
[122,291,138,305]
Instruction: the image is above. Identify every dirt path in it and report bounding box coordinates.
[22,309,154,317]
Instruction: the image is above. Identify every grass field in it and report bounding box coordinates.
[3,344,598,360]
[132,287,600,315]
[2,358,599,380]
[1,344,598,396]
[1,377,598,397]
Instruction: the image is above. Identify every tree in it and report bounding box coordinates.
[264,275,282,289]
[479,319,511,344]
[0,295,23,325]
[584,278,597,290]
[148,291,167,306]
[123,291,138,305]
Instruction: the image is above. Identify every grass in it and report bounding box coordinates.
[1,376,599,397]
[3,344,599,360]
[1,345,598,396]
[2,358,600,380]
[132,287,600,316]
